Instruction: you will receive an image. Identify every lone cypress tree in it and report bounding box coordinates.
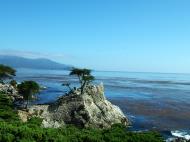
[0,64,16,83]
[17,81,40,109]
[69,68,95,94]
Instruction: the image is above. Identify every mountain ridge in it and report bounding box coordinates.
[0,55,72,70]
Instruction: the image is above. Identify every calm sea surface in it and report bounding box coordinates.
[15,68,190,136]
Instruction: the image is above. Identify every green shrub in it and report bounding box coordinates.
[27,117,43,126]
[0,93,19,122]
[0,133,15,142]
[0,122,164,142]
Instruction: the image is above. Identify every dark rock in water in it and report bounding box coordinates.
[166,137,190,142]
[25,83,130,128]
[167,131,190,142]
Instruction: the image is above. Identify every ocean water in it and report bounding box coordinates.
[15,68,190,139]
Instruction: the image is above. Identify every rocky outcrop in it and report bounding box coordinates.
[0,83,23,101]
[28,83,130,128]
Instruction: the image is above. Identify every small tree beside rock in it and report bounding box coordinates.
[10,80,17,88]
[17,81,40,109]
[0,64,16,83]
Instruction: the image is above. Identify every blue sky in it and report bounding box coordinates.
[0,0,190,73]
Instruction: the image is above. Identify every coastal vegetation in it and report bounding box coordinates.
[0,64,16,83]
[0,64,164,142]
[9,80,17,88]
[17,81,40,109]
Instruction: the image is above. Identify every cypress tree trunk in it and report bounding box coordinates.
[81,81,87,95]
[25,100,28,109]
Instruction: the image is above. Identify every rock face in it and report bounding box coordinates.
[0,83,22,101]
[28,83,130,128]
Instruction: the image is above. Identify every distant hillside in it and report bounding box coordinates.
[0,55,72,70]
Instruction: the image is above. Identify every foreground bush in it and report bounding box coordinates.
[0,122,163,142]
[0,93,19,122]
